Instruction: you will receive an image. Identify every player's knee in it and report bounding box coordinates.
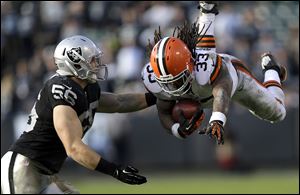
[270,107,286,123]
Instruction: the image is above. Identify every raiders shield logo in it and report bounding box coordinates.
[67,47,82,63]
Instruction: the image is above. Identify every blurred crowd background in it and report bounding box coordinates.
[1,1,299,173]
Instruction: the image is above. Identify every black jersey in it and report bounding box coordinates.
[9,74,101,174]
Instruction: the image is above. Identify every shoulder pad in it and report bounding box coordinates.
[47,75,82,107]
[141,63,162,94]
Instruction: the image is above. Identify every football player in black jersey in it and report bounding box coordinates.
[1,35,157,194]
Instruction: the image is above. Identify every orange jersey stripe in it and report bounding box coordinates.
[231,60,265,88]
[263,80,282,89]
[201,40,215,45]
[201,37,215,41]
[210,55,222,83]
[197,43,215,47]
[231,60,251,72]
[198,36,215,41]
[234,66,265,88]
[199,40,215,43]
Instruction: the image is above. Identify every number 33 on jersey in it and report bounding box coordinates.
[194,51,219,85]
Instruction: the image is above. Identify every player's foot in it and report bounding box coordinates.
[261,52,287,82]
[198,1,219,15]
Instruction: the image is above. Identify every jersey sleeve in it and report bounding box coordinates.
[141,63,163,94]
[46,78,82,110]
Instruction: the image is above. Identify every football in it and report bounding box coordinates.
[172,99,200,122]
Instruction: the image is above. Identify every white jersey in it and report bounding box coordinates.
[141,7,286,125]
[142,50,239,108]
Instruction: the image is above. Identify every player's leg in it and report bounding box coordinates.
[41,175,80,194]
[197,1,219,53]
[261,52,287,94]
[0,151,79,194]
[232,53,286,123]
[1,151,13,194]
[1,151,50,194]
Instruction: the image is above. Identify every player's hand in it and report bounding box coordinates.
[199,120,224,144]
[177,108,205,137]
[113,165,147,185]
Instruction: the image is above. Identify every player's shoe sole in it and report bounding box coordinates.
[198,1,219,15]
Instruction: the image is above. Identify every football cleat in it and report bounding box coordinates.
[261,52,287,82]
[198,1,219,15]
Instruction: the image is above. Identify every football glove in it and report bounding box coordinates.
[199,120,224,144]
[176,108,205,138]
[113,165,147,185]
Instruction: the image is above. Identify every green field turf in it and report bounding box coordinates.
[71,169,299,194]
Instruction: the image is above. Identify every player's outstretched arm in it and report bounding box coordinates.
[97,92,156,113]
[211,66,232,116]
[199,65,232,144]
[53,105,147,185]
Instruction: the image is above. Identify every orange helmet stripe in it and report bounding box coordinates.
[157,37,171,76]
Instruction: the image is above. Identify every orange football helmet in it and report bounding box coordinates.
[150,37,195,96]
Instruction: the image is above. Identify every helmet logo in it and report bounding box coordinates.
[67,47,82,63]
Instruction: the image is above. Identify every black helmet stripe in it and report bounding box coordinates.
[157,37,170,76]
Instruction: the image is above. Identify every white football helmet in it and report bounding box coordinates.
[54,35,108,83]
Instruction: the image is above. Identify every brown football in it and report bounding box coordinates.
[172,99,200,122]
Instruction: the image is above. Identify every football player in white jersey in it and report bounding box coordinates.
[142,1,287,145]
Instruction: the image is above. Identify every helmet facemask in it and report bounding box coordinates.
[84,53,108,82]
[155,69,193,96]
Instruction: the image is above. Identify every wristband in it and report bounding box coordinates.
[209,112,226,126]
[145,92,157,106]
[95,158,117,176]
[171,123,185,139]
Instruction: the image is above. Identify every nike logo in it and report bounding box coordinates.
[186,123,194,130]
[122,170,131,174]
